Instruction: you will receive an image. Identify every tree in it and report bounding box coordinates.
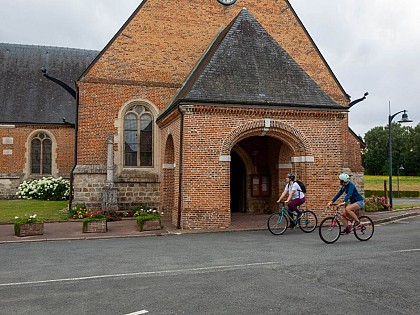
[363,123,420,176]
[403,124,420,176]
[363,126,388,175]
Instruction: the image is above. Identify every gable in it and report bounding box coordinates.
[80,0,348,108]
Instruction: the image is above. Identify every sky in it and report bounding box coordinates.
[1,0,418,138]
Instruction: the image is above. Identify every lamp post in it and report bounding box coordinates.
[397,164,404,198]
[388,108,412,208]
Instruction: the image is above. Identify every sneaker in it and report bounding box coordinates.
[289,222,296,229]
[353,221,360,227]
[340,226,351,235]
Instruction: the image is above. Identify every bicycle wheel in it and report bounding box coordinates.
[267,212,288,235]
[354,215,374,241]
[319,216,341,244]
[298,210,317,233]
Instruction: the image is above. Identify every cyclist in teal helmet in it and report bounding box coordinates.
[328,173,364,234]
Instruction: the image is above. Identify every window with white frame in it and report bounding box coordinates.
[124,105,153,167]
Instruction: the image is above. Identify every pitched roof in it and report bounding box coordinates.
[158,8,342,120]
[0,43,98,124]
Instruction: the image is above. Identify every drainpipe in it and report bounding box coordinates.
[177,106,185,229]
[40,68,77,210]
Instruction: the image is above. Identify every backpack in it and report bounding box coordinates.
[295,180,306,193]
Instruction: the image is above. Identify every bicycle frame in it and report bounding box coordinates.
[268,202,317,235]
[328,206,367,233]
[279,203,301,225]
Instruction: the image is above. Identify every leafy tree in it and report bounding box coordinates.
[363,126,388,175]
[363,123,420,176]
[403,124,420,176]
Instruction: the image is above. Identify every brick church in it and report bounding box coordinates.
[1,0,365,229]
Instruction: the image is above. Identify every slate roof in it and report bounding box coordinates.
[158,8,342,121]
[0,43,98,124]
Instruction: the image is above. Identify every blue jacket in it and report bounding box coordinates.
[332,181,364,204]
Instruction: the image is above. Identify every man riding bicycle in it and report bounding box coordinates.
[327,173,364,234]
[277,173,305,228]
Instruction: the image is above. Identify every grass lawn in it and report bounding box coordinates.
[364,175,420,209]
[364,175,420,191]
[0,199,69,223]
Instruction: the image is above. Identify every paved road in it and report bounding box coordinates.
[0,216,419,315]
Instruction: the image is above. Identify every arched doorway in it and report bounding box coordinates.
[162,135,175,221]
[230,136,286,214]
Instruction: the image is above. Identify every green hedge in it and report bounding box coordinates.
[365,190,419,198]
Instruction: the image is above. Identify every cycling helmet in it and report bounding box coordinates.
[338,173,350,183]
[287,173,296,181]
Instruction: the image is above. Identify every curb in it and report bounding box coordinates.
[1,211,419,244]
[373,212,420,224]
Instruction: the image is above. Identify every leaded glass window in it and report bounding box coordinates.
[31,132,52,174]
[124,105,153,167]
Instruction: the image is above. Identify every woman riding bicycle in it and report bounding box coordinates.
[327,173,364,234]
[277,173,305,228]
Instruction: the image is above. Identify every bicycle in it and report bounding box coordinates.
[267,202,317,235]
[318,204,374,244]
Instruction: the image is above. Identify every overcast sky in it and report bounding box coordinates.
[1,0,418,138]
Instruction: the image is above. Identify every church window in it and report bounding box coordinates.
[124,105,153,167]
[31,132,52,174]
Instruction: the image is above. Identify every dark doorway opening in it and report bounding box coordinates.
[230,150,246,212]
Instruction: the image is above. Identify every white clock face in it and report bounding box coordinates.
[217,0,237,5]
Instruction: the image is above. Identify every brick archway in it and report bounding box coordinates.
[222,120,313,214]
[220,119,312,157]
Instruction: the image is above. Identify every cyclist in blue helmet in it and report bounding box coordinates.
[328,173,364,234]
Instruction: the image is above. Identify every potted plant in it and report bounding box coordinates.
[82,211,108,233]
[134,207,162,232]
[14,214,44,237]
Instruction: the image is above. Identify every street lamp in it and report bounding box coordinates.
[388,109,412,208]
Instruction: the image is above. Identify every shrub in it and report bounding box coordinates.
[364,195,391,212]
[16,177,70,201]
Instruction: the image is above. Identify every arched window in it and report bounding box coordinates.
[124,105,153,167]
[31,132,52,174]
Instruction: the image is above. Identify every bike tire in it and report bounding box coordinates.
[319,216,341,244]
[298,210,317,233]
[354,215,374,241]
[267,212,288,235]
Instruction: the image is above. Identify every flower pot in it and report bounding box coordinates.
[15,222,44,237]
[83,220,107,233]
[137,218,162,232]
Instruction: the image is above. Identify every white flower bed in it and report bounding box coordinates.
[16,177,70,200]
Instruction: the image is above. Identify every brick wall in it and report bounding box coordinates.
[0,124,74,198]
[158,105,350,228]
